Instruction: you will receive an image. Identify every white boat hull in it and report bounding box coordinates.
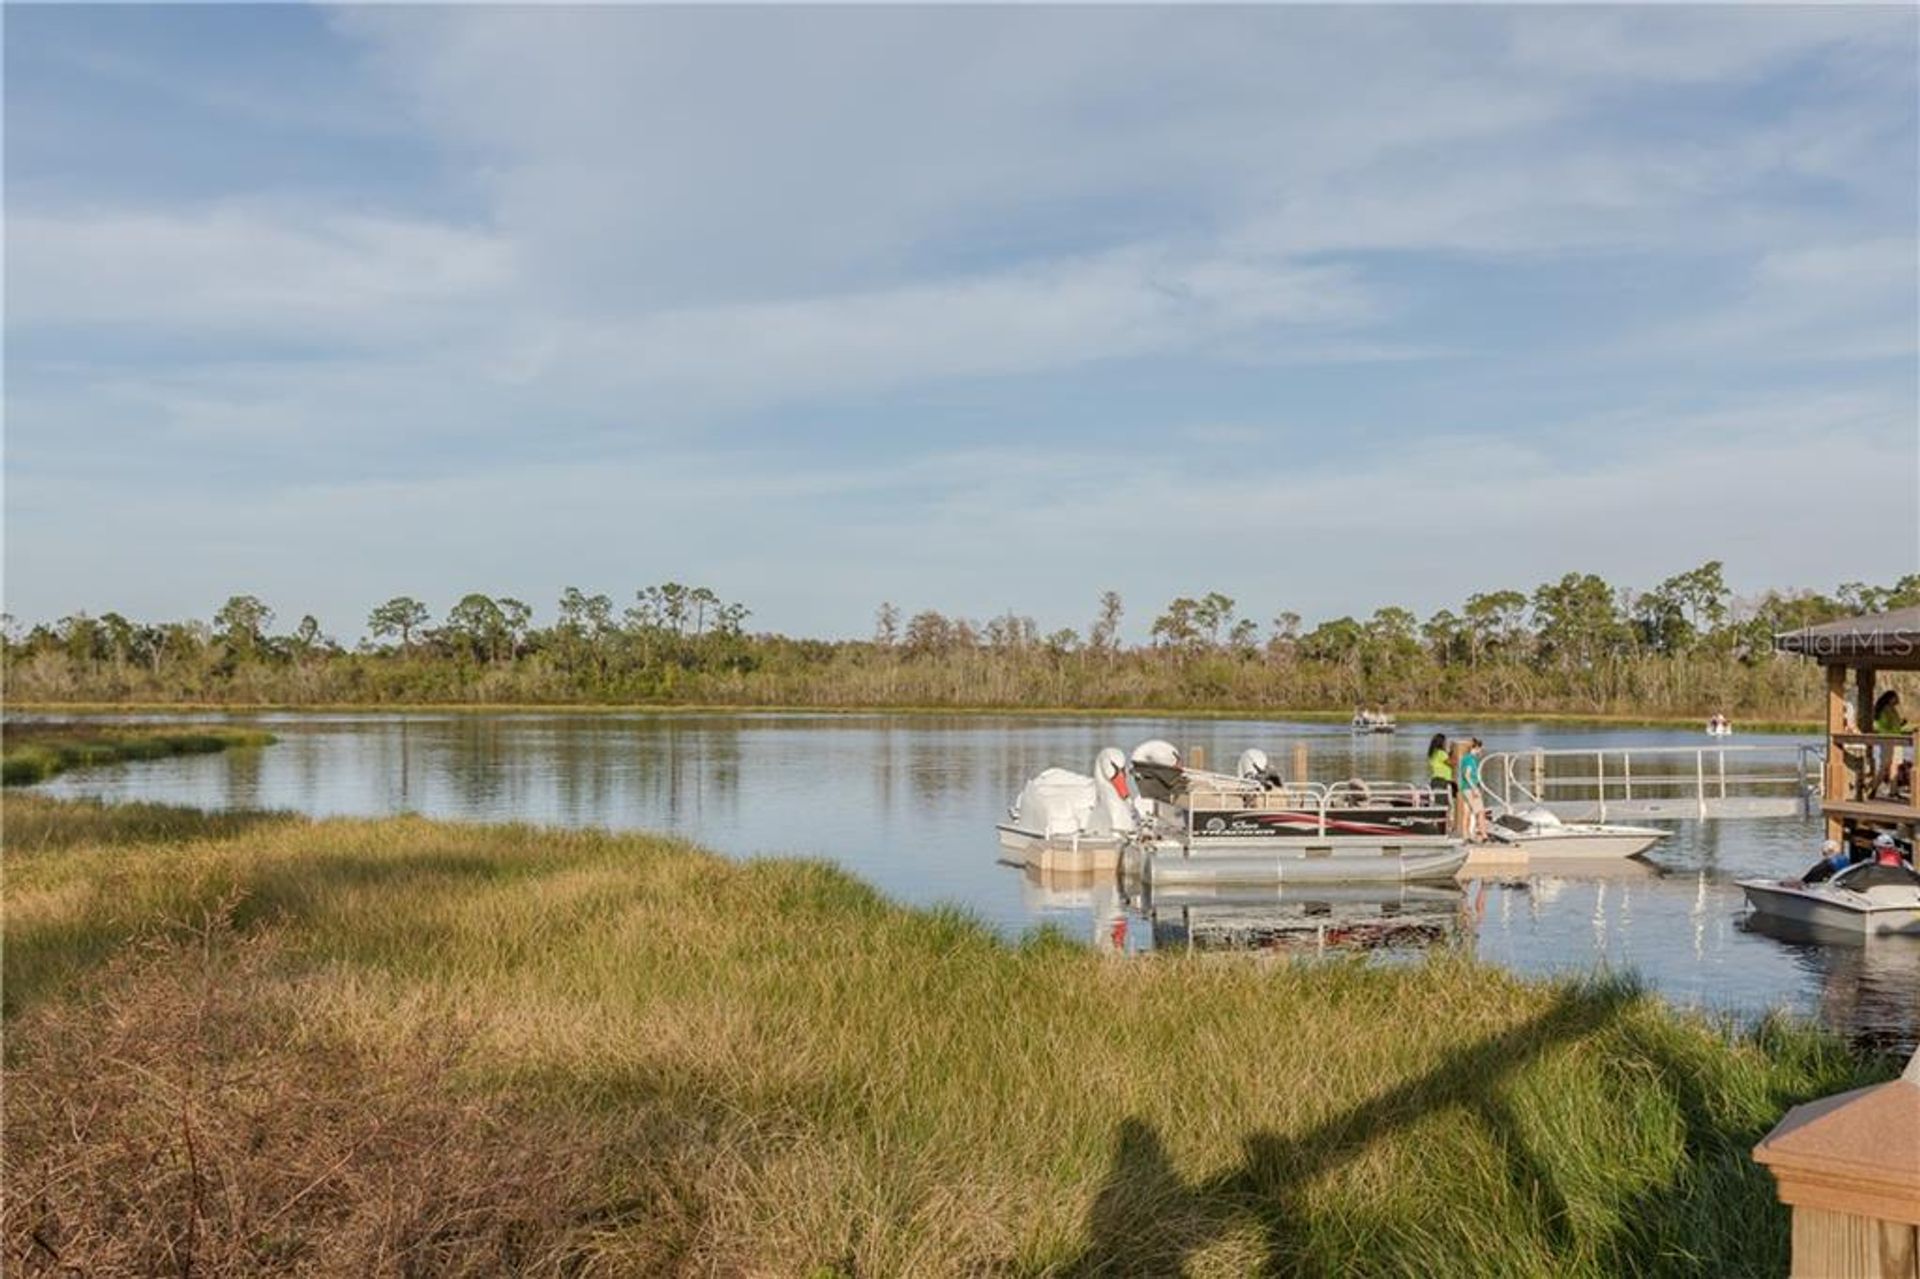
[996,824,1124,872]
[1493,829,1666,860]
[1739,880,1920,937]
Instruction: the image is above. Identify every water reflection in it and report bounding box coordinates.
[1127,882,1467,955]
[1740,915,1920,1056]
[28,711,1914,1051]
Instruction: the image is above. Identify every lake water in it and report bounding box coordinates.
[29,712,1919,1052]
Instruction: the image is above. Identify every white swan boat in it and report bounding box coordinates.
[995,746,1137,864]
[1351,710,1397,734]
[1487,806,1669,860]
[1739,856,1920,936]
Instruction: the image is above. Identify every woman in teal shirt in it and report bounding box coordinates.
[1459,738,1486,842]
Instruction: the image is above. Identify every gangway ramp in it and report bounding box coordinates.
[1479,745,1822,822]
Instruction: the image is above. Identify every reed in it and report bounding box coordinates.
[2,796,1891,1276]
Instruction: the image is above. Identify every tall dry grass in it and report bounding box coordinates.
[2,796,1891,1275]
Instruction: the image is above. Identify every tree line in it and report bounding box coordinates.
[5,565,1916,718]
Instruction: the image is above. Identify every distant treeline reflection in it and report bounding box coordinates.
[7,564,1917,718]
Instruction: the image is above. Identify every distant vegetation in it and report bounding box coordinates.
[1,724,274,786]
[5,565,1917,720]
[3,796,1892,1274]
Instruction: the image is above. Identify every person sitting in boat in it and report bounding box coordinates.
[1841,833,1920,890]
[1798,839,1853,885]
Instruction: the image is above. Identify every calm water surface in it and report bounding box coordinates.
[33,712,1917,1051]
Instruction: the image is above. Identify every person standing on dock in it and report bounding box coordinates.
[1426,733,1454,806]
[1459,738,1487,843]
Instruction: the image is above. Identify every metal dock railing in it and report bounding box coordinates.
[1479,745,1823,822]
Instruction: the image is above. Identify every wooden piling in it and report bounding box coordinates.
[1291,741,1309,787]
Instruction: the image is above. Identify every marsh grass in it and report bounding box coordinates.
[0,723,275,785]
[1,796,1893,1276]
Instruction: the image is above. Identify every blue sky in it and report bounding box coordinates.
[6,5,1917,642]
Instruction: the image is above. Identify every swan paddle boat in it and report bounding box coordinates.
[996,746,1139,870]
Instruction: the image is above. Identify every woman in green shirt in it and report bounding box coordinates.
[1427,733,1454,799]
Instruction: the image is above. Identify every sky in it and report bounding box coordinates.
[5,4,1918,643]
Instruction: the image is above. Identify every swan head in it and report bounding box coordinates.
[1236,748,1270,782]
[1094,747,1130,800]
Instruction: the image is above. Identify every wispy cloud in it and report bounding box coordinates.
[5,5,1914,634]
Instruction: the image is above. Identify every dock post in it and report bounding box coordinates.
[1753,1048,1920,1278]
[1189,744,1206,773]
[1291,741,1309,786]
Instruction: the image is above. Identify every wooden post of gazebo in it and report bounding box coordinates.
[1757,608,1920,1274]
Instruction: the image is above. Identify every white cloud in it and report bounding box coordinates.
[9,207,511,339]
[5,6,1916,630]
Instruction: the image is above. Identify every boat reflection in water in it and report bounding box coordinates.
[1018,865,1137,953]
[1123,881,1468,955]
[1739,913,1920,1054]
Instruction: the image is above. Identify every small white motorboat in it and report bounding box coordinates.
[1487,806,1669,859]
[1351,709,1397,734]
[1739,856,1920,937]
[1706,715,1733,737]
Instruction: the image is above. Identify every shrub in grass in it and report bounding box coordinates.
[0,727,273,786]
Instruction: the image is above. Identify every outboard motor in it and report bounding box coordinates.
[1236,748,1283,789]
[1128,740,1184,806]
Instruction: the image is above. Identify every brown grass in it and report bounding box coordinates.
[1,796,1893,1277]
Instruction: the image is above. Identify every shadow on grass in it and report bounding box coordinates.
[1060,982,1823,1277]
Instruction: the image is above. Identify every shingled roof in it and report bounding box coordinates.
[1774,605,1920,666]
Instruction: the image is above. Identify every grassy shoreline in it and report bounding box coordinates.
[6,699,1822,734]
[0,723,276,786]
[1,796,1885,1275]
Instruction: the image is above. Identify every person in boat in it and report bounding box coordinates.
[1799,839,1853,884]
[1848,832,1920,890]
[1801,832,1916,886]
[1458,737,1487,843]
[1426,733,1454,807]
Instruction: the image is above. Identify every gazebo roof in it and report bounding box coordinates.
[1774,606,1920,667]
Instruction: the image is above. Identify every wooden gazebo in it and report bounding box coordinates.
[1775,605,1920,844]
